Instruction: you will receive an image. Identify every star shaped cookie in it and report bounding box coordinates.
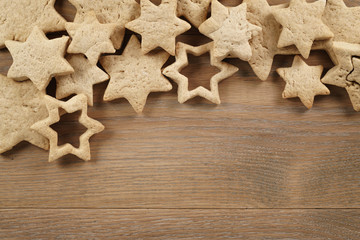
[321,42,360,88]
[0,75,49,154]
[69,0,140,49]
[277,55,330,109]
[0,0,66,48]
[348,58,360,84]
[245,0,299,81]
[323,0,360,44]
[99,35,172,113]
[177,0,211,27]
[5,27,74,91]
[163,42,239,104]
[199,1,261,61]
[345,82,360,112]
[66,12,116,64]
[31,94,105,162]
[126,0,191,55]
[272,0,333,59]
[55,55,109,106]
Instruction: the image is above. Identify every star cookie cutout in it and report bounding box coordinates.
[177,0,211,28]
[126,0,191,55]
[277,55,330,109]
[0,0,66,48]
[272,0,333,59]
[99,35,172,113]
[55,54,109,106]
[199,1,261,61]
[5,27,74,91]
[0,75,49,154]
[323,0,360,44]
[69,0,140,49]
[163,42,239,104]
[31,94,105,162]
[66,12,116,64]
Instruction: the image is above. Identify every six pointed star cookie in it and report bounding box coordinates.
[245,0,299,81]
[126,0,191,55]
[69,0,140,49]
[55,55,110,106]
[277,55,330,109]
[0,0,66,48]
[31,94,105,162]
[100,35,172,113]
[5,27,74,91]
[177,0,211,28]
[199,1,262,61]
[0,75,49,154]
[163,42,239,104]
[323,0,360,44]
[272,0,333,59]
[348,58,360,84]
[66,12,116,64]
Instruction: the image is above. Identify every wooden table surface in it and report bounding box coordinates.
[1,0,360,239]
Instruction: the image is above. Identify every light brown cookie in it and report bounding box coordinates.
[163,42,239,104]
[55,54,109,106]
[100,35,172,113]
[66,12,116,64]
[345,82,360,112]
[199,1,261,61]
[245,0,299,81]
[69,0,140,49]
[277,55,330,109]
[347,57,360,84]
[323,0,360,44]
[0,0,66,48]
[126,0,191,55]
[177,0,211,28]
[321,41,360,88]
[272,0,333,59]
[31,94,105,162]
[0,75,49,154]
[5,27,74,91]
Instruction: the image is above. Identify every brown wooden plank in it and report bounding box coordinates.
[1,209,359,240]
[1,0,360,209]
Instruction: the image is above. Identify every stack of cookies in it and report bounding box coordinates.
[1,0,359,162]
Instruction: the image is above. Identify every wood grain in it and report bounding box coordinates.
[1,209,359,240]
[1,0,360,239]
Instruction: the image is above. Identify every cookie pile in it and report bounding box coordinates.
[1,0,360,162]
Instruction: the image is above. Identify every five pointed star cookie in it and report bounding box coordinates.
[163,42,239,104]
[277,55,330,109]
[199,1,261,61]
[99,35,172,113]
[272,0,333,59]
[55,55,110,106]
[177,0,211,28]
[66,12,116,64]
[0,0,66,48]
[321,42,360,88]
[31,94,105,162]
[5,27,74,91]
[323,0,360,44]
[126,0,191,55]
[0,75,49,154]
[69,0,140,49]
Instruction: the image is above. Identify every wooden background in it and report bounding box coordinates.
[1,0,360,239]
